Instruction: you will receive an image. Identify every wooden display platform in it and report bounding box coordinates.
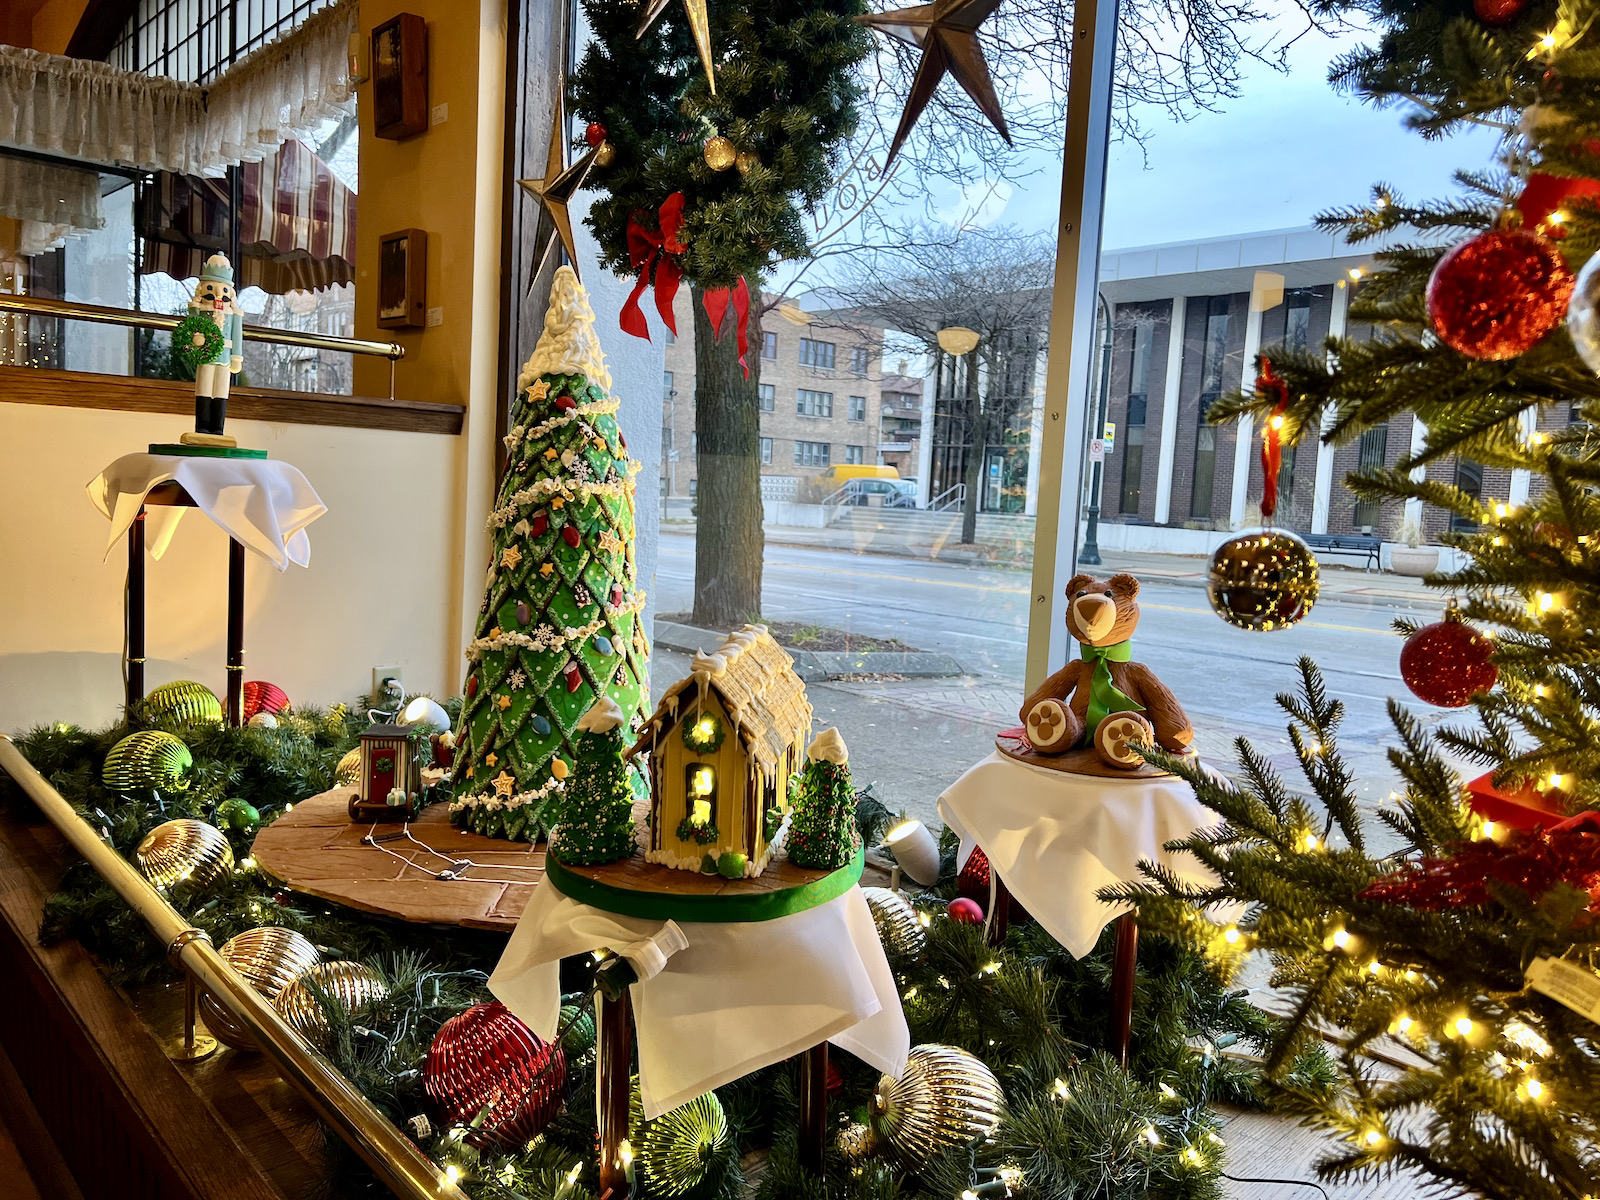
[995,738,1173,779]
[251,788,891,932]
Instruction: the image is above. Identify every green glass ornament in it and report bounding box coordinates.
[143,679,224,726]
[558,1002,596,1056]
[639,1091,734,1197]
[103,730,193,793]
[215,798,261,831]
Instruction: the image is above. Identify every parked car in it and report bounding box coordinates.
[841,478,918,508]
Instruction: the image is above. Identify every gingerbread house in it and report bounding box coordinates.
[628,625,813,876]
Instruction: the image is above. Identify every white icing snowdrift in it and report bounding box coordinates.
[517,265,613,393]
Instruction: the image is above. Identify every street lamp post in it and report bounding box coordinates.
[1077,294,1113,565]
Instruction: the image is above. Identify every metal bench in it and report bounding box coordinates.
[1302,531,1382,572]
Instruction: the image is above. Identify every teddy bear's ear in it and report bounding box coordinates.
[1065,572,1094,598]
[1108,573,1141,599]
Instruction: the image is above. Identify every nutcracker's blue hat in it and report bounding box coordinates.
[199,253,234,285]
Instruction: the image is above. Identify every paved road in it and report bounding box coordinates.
[654,530,1443,753]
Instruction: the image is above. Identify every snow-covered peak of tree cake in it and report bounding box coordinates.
[517,265,612,394]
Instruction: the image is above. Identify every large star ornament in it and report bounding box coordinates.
[858,0,1012,170]
[518,99,597,281]
[636,0,716,94]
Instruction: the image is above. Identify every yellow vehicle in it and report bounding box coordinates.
[813,464,917,508]
[818,464,899,485]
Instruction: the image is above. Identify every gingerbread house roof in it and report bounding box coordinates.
[632,625,812,773]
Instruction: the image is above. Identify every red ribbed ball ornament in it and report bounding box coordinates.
[1400,612,1499,708]
[947,897,985,925]
[956,846,1032,925]
[423,1001,567,1147]
[584,122,607,148]
[242,681,290,723]
[1425,229,1573,360]
[1473,0,1528,24]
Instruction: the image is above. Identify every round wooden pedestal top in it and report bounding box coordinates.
[995,738,1174,779]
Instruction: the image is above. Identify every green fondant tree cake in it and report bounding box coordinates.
[450,267,649,841]
[551,697,638,864]
[785,728,859,871]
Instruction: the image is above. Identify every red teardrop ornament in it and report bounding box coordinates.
[562,525,581,548]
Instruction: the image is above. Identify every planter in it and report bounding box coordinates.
[1390,546,1440,576]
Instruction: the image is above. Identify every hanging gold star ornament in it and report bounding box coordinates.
[518,98,597,279]
[858,0,1012,170]
[636,0,716,93]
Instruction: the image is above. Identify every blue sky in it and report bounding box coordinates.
[960,21,1503,250]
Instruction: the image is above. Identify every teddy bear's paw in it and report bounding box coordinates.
[1094,711,1154,768]
[1026,699,1078,753]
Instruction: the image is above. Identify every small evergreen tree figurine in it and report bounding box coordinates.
[786,727,859,871]
[551,697,637,866]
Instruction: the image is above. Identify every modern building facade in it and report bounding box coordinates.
[660,291,922,498]
[1094,227,1553,544]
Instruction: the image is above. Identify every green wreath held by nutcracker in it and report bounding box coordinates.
[173,312,225,370]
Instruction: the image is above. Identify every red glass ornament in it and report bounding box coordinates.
[562,524,581,548]
[1517,171,1600,235]
[584,122,607,148]
[1400,612,1498,707]
[1426,229,1574,360]
[1473,0,1528,23]
[955,846,1032,925]
[532,511,550,537]
[424,1001,567,1148]
[556,393,577,411]
[947,897,984,925]
[242,680,290,722]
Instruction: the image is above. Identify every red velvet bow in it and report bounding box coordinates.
[1256,356,1290,519]
[620,193,686,341]
[701,277,751,379]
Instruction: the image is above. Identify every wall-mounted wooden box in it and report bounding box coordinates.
[372,13,428,140]
[377,228,427,330]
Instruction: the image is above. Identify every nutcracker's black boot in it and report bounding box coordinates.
[194,396,227,435]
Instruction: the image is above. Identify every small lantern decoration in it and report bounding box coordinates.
[348,723,424,822]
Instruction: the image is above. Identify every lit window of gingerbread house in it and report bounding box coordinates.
[629,625,813,876]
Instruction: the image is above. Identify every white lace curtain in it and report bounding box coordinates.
[0,0,357,181]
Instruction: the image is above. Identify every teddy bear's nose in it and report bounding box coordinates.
[1072,593,1117,640]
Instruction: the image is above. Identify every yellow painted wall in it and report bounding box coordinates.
[0,1,509,735]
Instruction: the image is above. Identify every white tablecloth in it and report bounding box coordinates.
[87,453,326,570]
[938,751,1225,958]
[488,878,910,1118]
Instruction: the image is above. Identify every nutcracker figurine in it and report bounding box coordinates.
[173,253,245,437]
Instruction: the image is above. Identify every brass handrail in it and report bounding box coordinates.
[0,293,405,399]
[0,736,468,1200]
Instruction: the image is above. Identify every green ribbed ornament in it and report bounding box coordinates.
[143,680,224,726]
[639,1091,735,1197]
[557,1003,596,1056]
[103,730,193,793]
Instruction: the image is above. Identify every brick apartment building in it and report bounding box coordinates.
[660,290,922,499]
[1095,227,1559,544]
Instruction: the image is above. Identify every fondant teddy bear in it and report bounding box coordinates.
[1018,572,1193,768]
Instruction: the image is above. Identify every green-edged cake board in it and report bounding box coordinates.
[149,444,268,459]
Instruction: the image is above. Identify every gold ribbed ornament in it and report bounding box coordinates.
[640,1091,733,1196]
[274,961,389,1044]
[134,818,233,894]
[103,730,193,794]
[594,140,617,167]
[861,887,926,959]
[143,679,224,726]
[869,1044,1004,1164]
[200,927,322,1050]
[836,1120,879,1162]
[335,748,362,786]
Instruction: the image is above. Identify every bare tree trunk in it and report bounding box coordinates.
[960,350,985,545]
[690,286,765,628]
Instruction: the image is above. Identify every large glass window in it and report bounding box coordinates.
[851,345,870,374]
[1451,459,1484,532]
[799,337,836,369]
[1120,314,1154,515]
[845,445,865,464]
[1354,425,1388,531]
[1190,296,1231,520]
[797,389,833,417]
[794,440,831,467]
[848,395,867,421]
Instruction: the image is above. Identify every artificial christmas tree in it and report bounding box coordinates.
[450,267,649,842]
[786,727,859,871]
[1118,1,1600,1193]
[550,697,637,865]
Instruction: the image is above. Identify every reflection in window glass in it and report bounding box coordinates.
[1119,315,1153,515]
[1354,426,1388,531]
[1451,459,1483,532]
[1190,296,1231,519]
